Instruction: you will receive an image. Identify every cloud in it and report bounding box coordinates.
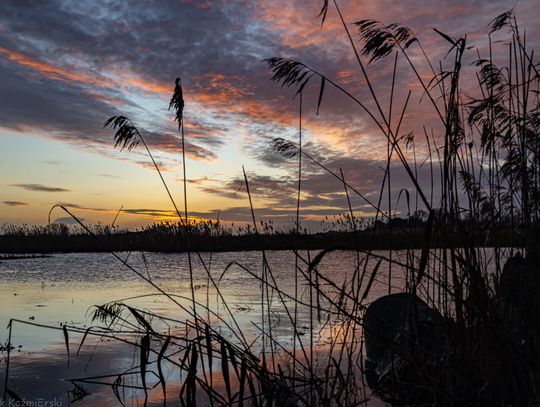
[53,202,103,211]
[194,138,441,223]
[53,202,179,219]
[94,173,121,179]
[122,208,178,218]
[0,0,538,226]
[52,216,85,224]
[0,0,269,165]
[3,201,28,206]
[0,46,112,88]
[11,183,71,193]
[42,160,62,166]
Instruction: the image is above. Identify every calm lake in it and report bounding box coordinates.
[0,249,506,405]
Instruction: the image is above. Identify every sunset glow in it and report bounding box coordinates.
[1,0,538,229]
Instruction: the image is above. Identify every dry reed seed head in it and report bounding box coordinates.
[271,137,299,159]
[91,302,124,324]
[476,62,507,93]
[354,19,416,63]
[489,10,514,34]
[466,60,516,152]
[405,133,415,150]
[104,115,140,151]
[264,57,315,95]
[169,77,184,127]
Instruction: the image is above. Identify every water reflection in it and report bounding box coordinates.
[0,249,505,405]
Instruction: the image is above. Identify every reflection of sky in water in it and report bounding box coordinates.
[0,250,402,404]
[0,249,507,404]
[0,251,406,347]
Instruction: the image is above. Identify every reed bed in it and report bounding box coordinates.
[2,3,540,406]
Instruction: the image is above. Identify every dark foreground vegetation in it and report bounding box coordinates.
[3,4,540,407]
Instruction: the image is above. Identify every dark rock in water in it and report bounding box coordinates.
[363,293,449,405]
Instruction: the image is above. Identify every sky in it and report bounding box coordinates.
[1,0,538,230]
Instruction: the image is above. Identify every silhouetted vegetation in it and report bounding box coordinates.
[2,5,540,406]
[0,215,527,254]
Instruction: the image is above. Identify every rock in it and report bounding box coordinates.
[363,293,449,405]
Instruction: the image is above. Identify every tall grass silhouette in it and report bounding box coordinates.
[2,4,540,406]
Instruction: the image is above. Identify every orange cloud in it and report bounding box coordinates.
[187,83,295,128]
[121,75,171,94]
[193,72,255,101]
[0,47,109,87]
[252,2,344,50]
[0,47,173,97]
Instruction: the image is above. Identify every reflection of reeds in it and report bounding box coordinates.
[2,5,540,406]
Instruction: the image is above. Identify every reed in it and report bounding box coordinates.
[2,4,539,406]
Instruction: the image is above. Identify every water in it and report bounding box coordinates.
[0,251,402,346]
[0,249,506,405]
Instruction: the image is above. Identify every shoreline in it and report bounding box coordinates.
[0,229,523,254]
